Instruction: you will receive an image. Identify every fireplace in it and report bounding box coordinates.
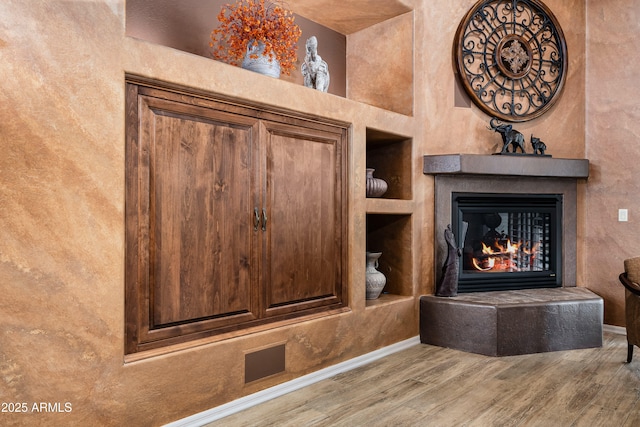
[452,192,562,292]
[420,155,602,357]
[424,154,590,292]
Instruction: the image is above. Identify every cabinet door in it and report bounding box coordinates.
[262,121,346,317]
[125,80,349,354]
[126,87,260,352]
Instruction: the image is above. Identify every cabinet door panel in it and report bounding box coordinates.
[126,80,348,354]
[138,96,259,330]
[263,122,345,314]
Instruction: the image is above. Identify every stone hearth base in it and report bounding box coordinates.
[419,288,603,356]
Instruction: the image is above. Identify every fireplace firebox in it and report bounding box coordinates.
[452,193,562,292]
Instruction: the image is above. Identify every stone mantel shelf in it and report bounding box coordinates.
[423,154,589,179]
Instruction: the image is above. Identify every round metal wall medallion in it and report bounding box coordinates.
[454,0,568,122]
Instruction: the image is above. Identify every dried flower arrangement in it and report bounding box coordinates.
[209,0,302,75]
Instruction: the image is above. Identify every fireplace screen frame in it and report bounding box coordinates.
[452,192,563,293]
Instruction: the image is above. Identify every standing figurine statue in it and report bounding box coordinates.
[436,224,462,297]
[301,36,330,92]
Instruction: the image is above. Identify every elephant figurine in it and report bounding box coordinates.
[530,135,547,155]
[489,118,526,154]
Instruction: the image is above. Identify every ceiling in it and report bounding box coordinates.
[280,0,413,34]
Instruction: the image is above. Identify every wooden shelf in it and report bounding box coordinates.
[365,198,413,214]
[365,293,413,308]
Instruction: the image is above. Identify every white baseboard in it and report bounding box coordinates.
[165,336,421,427]
[603,324,626,335]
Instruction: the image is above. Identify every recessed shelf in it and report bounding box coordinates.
[126,1,414,113]
[366,214,413,301]
[366,128,412,200]
[364,125,413,304]
[365,198,413,214]
[365,293,413,308]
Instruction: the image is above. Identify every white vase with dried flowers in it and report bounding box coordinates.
[210,0,302,78]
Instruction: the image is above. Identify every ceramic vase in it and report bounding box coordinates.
[365,252,386,300]
[366,168,388,198]
[241,40,281,78]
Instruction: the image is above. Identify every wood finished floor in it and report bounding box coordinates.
[206,331,640,426]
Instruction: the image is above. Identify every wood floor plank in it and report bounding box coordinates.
[205,331,639,427]
[623,399,640,426]
[570,404,621,427]
[215,380,340,426]
[310,379,436,426]
[588,363,640,413]
[480,354,588,425]
[403,357,513,417]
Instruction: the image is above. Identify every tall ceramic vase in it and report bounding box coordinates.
[366,168,388,198]
[365,252,386,300]
[241,40,281,78]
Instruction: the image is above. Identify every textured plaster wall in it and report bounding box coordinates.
[0,0,612,425]
[347,11,414,116]
[421,0,586,157]
[413,0,586,296]
[586,0,640,326]
[0,1,417,425]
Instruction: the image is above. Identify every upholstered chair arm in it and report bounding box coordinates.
[619,273,640,296]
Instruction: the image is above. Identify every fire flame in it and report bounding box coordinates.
[472,239,537,272]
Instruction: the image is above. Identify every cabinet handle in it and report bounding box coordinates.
[254,208,260,231]
[262,208,267,232]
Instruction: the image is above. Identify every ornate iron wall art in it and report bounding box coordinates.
[454,0,568,122]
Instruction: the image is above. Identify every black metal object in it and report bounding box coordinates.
[488,117,526,154]
[530,134,548,155]
[435,225,462,297]
[454,0,568,122]
[452,192,562,292]
[488,118,551,156]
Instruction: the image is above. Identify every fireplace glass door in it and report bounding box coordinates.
[452,193,562,292]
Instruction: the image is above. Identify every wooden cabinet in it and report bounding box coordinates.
[125,79,348,354]
[262,121,345,317]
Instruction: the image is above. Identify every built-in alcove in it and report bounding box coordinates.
[123,0,419,354]
[366,128,412,200]
[366,213,412,306]
[125,0,347,97]
[365,127,413,306]
[125,0,413,115]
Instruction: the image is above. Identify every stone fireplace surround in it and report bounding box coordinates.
[420,154,603,356]
[425,154,589,287]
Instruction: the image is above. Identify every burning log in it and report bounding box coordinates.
[471,239,538,272]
